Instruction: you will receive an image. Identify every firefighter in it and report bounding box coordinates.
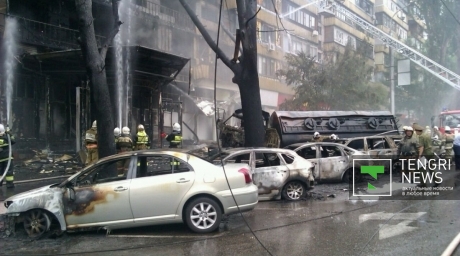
[0,124,15,188]
[433,126,442,139]
[311,132,322,142]
[330,134,339,140]
[114,127,121,153]
[117,127,133,153]
[166,123,182,148]
[414,124,436,186]
[134,124,149,150]
[85,121,98,166]
[116,127,133,175]
[397,126,421,180]
[443,126,455,162]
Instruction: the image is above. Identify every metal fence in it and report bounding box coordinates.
[1,13,105,50]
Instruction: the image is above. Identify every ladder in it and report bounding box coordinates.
[319,0,460,90]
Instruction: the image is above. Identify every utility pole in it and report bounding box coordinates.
[390,47,395,115]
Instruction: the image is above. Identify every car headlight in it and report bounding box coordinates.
[4,201,13,208]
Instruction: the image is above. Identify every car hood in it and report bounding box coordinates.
[6,184,59,202]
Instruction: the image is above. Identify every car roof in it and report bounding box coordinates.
[288,142,359,150]
[219,147,297,154]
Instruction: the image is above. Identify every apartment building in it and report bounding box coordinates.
[0,0,427,154]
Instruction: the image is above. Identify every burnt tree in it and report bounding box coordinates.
[179,0,265,147]
[75,0,121,159]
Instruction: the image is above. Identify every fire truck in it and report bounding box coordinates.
[431,110,460,134]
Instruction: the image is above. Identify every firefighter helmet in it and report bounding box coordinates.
[138,124,144,130]
[173,123,181,132]
[92,120,97,128]
[122,126,130,135]
[114,127,120,136]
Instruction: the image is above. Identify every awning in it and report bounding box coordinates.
[20,45,190,89]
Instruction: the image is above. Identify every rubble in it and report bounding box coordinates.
[20,150,83,176]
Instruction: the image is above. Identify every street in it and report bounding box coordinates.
[1,174,460,256]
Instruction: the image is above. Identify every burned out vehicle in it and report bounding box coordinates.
[286,142,368,182]
[217,109,280,148]
[209,148,315,201]
[270,111,399,147]
[336,135,399,171]
[3,150,258,238]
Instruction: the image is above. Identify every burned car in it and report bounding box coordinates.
[209,148,315,201]
[3,150,259,238]
[286,142,368,182]
[336,135,399,171]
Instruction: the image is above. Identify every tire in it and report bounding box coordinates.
[343,168,360,183]
[23,209,51,239]
[185,197,222,233]
[282,181,306,201]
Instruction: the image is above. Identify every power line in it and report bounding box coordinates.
[440,0,460,26]
[212,1,273,256]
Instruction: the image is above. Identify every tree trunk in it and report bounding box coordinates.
[179,0,265,147]
[75,0,116,160]
[236,0,265,147]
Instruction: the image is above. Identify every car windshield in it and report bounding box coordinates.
[441,113,460,128]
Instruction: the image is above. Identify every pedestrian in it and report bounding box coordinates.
[442,126,455,162]
[453,125,460,171]
[414,124,437,186]
[397,126,421,180]
[85,121,98,166]
[166,123,182,148]
[0,124,15,188]
[116,127,133,174]
[134,124,149,150]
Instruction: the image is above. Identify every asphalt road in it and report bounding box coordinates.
[1,174,460,256]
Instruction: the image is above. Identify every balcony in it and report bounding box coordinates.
[127,0,195,32]
[1,14,104,50]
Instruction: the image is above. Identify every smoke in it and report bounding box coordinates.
[114,33,124,128]
[3,17,18,126]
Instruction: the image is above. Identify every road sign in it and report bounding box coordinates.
[359,211,426,240]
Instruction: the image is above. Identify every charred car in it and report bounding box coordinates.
[208,148,315,201]
[3,150,258,238]
[285,142,368,182]
[217,109,280,148]
[335,135,399,171]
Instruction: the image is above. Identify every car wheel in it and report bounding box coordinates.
[282,181,306,201]
[185,197,222,233]
[23,209,51,239]
[343,168,360,183]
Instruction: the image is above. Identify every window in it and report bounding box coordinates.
[320,146,344,158]
[77,158,131,186]
[366,138,390,150]
[260,23,275,43]
[334,28,356,49]
[281,153,295,164]
[254,153,283,168]
[285,3,316,28]
[355,0,374,15]
[258,55,280,78]
[347,139,365,151]
[216,153,251,165]
[297,146,317,160]
[136,155,191,177]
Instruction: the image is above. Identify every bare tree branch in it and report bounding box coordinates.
[100,0,122,59]
[236,0,246,30]
[179,0,237,73]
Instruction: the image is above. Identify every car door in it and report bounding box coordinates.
[128,155,195,224]
[295,145,320,178]
[65,156,134,227]
[318,145,348,181]
[251,151,289,195]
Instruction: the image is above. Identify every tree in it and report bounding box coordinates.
[395,0,460,124]
[75,0,121,159]
[179,0,265,147]
[278,44,388,111]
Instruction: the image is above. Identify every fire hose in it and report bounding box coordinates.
[0,125,13,184]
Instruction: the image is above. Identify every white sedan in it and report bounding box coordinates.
[3,150,258,238]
